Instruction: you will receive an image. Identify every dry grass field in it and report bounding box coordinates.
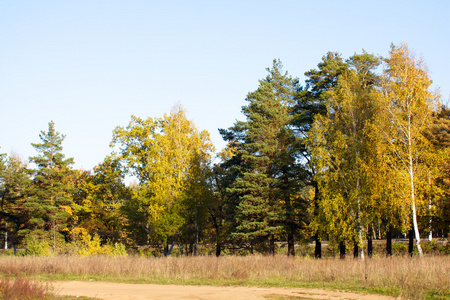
[0,255,448,299]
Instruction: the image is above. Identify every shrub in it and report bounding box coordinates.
[73,232,128,256]
[391,242,408,255]
[76,232,102,256]
[422,239,450,255]
[22,232,54,257]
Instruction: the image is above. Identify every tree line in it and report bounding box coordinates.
[1,43,448,258]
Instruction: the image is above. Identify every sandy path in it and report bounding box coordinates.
[55,281,397,300]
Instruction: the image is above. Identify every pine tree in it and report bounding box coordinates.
[28,121,75,246]
[221,60,303,255]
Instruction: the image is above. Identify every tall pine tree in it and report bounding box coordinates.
[220,60,303,255]
[28,121,75,246]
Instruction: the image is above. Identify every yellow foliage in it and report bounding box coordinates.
[74,231,127,256]
[111,104,214,240]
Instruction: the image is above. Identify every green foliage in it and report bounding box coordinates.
[391,243,408,254]
[0,154,31,248]
[22,231,54,256]
[27,121,76,241]
[422,240,450,255]
[293,52,350,252]
[220,60,305,255]
[72,154,132,244]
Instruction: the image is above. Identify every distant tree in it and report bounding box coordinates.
[28,121,75,246]
[111,105,214,253]
[0,154,31,249]
[423,106,450,239]
[73,154,132,243]
[209,145,241,256]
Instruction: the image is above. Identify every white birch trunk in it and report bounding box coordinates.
[4,223,7,250]
[408,113,423,257]
[428,174,433,241]
[354,121,364,260]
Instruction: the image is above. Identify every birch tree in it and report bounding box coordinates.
[376,44,439,257]
[307,52,380,259]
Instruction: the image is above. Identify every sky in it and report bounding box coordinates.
[1,0,449,171]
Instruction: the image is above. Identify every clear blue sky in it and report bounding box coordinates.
[1,0,449,171]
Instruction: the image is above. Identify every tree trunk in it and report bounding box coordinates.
[314,233,322,259]
[339,241,346,259]
[367,237,373,258]
[166,242,174,256]
[428,173,433,241]
[284,175,295,257]
[354,144,364,260]
[386,226,392,257]
[408,229,414,257]
[4,222,7,250]
[212,214,221,257]
[313,181,321,259]
[215,242,221,257]
[194,221,198,256]
[164,241,169,256]
[269,235,275,256]
[411,200,423,257]
[378,222,381,240]
[287,232,294,257]
[408,113,423,257]
[353,242,359,258]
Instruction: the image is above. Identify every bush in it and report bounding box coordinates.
[422,239,450,255]
[391,242,408,255]
[22,232,54,257]
[73,232,128,256]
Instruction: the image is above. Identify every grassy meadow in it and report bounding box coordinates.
[0,254,448,300]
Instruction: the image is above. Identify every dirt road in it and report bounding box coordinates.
[55,281,397,300]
